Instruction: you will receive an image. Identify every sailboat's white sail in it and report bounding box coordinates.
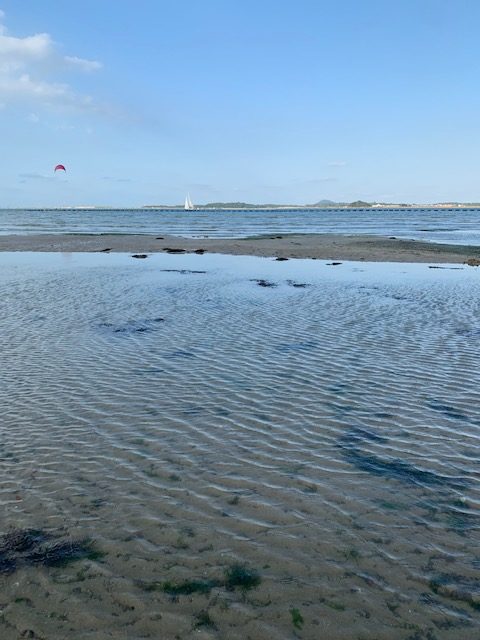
[184,193,194,210]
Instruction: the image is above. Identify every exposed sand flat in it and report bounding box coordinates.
[0,232,479,262]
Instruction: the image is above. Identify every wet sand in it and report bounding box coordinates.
[0,232,479,262]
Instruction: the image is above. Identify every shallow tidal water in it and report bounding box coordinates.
[2,207,480,244]
[0,252,479,640]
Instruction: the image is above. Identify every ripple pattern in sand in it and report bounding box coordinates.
[0,254,479,639]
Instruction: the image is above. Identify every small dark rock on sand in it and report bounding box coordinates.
[132,254,148,259]
[275,257,288,261]
[327,262,342,266]
[194,249,206,254]
[99,248,112,252]
[163,248,186,254]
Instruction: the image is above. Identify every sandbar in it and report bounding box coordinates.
[0,233,479,263]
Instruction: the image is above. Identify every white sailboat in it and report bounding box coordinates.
[184,193,194,210]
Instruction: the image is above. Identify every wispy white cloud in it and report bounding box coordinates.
[19,172,55,180]
[0,11,101,110]
[64,55,102,72]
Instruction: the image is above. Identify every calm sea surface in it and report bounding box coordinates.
[0,252,479,639]
[1,207,480,244]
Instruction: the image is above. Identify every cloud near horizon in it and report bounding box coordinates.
[19,172,56,180]
[0,10,102,111]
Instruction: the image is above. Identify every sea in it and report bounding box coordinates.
[1,206,480,244]
[0,249,479,639]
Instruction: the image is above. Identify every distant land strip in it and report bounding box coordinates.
[4,201,480,211]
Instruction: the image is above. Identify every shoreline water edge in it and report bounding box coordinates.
[0,232,479,263]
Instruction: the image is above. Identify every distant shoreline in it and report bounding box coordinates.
[3,205,480,212]
[0,233,479,263]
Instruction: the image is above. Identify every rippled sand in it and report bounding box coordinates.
[0,253,479,640]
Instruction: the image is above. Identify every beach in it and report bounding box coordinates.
[0,204,479,640]
[0,232,480,262]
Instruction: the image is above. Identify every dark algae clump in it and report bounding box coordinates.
[339,427,469,489]
[140,563,262,597]
[225,563,261,591]
[429,573,480,611]
[290,607,304,629]
[0,529,48,554]
[160,579,220,596]
[27,539,102,568]
[250,278,278,287]
[0,528,102,574]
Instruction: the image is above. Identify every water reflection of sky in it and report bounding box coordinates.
[1,250,479,287]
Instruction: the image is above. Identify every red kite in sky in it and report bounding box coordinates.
[54,164,66,172]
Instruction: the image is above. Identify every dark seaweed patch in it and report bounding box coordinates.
[160,269,206,274]
[290,607,304,629]
[0,529,49,554]
[343,448,467,489]
[339,428,468,489]
[286,280,310,288]
[0,529,102,574]
[141,563,262,598]
[427,402,470,422]
[429,573,480,611]
[98,317,164,335]
[429,266,463,270]
[26,539,101,567]
[0,557,16,574]
[143,579,220,595]
[275,341,318,353]
[455,327,480,337]
[250,279,277,287]
[224,564,261,591]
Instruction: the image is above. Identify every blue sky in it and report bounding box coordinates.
[0,0,479,206]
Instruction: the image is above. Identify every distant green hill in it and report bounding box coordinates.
[347,200,372,207]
